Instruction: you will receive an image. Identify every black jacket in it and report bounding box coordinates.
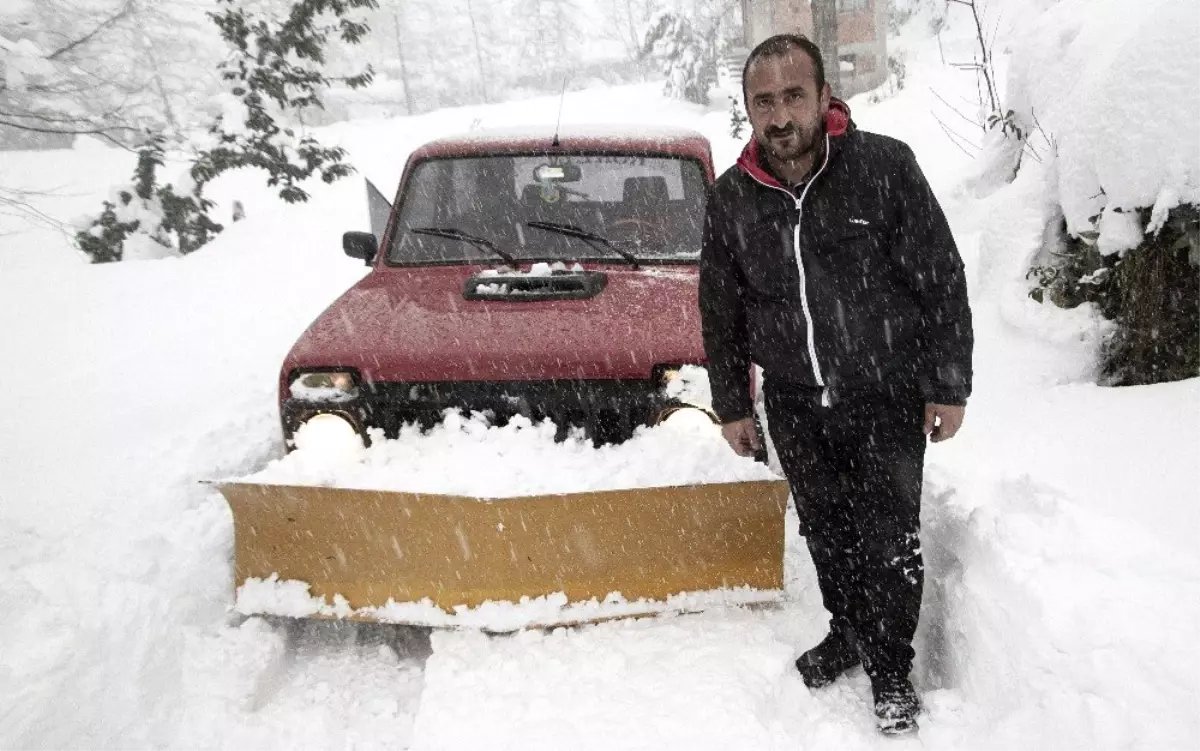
[699,102,973,421]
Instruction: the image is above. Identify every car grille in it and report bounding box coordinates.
[284,378,672,446]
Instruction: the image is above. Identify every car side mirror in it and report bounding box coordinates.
[343,231,377,265]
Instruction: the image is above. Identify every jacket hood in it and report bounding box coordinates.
[735,98,852,189]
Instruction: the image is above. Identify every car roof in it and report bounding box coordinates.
[409,124,712,162]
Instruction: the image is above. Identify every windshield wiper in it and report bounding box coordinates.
[409,227,517,266]
[526,221,641,270]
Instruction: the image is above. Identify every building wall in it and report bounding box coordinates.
[838,8,876,44]
[739,0,888,98]
[775,0,814,37]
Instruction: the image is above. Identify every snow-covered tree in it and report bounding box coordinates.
[640,11,714,104]
[0,0,225,147]
[516,0,582,85]
[598,0,662,64]
[75,0,379,263]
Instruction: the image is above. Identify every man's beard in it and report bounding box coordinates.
[760,121,822,163]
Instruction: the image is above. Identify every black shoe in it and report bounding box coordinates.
[794,629,860,688]
[872,675,920,735]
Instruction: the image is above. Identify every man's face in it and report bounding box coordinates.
[744,50,831,164]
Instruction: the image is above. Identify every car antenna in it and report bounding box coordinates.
[551,74,569,147]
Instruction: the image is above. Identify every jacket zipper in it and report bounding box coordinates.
[743,134,833,406]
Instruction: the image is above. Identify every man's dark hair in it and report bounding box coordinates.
[741,34,826,103]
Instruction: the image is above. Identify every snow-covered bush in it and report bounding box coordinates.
[1029,205,1199,385]
[867,53,907,104]
[982,0,1200,385]
[75,136,222,262]
[727,95,747,138]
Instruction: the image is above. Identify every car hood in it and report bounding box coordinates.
[282,264,706,384]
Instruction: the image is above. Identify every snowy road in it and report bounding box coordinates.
[168,509,973,750]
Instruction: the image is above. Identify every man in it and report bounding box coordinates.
[699,34,972,735]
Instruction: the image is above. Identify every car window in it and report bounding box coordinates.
[387,153,707,265]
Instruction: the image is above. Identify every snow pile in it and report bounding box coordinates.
[1003,0,1200,239]
[966,152,1115,385]
[919,468,1200,749]
[664,363,713,407]
[0,166,370,747]
[236,574,781,632]
[474,262,594,295]
[242,408,775,496]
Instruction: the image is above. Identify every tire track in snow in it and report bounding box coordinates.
[175,618,427,748]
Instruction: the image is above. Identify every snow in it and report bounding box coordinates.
[2,7,1199,749]
[236,574,782,632]
[471,261,598,295]
[1002,0,1200,236]
[0,37,55,88]
[663,363,713,408]
[478,261,584,277]
[920,468,1200,748]
[241,410,776,496]
[411,617,801,751]
[1096,205,1145,256]
[288,375,360,403]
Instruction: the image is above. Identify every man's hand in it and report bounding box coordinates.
[924,403,965,443]
[721,417,761,457]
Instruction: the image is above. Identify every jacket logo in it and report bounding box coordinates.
[849,218,870,226]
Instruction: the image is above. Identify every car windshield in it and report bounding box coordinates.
[386,153,707,265]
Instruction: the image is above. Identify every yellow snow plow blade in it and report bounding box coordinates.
[218,479,790,628]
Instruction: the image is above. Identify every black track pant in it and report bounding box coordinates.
[765,379,926,681]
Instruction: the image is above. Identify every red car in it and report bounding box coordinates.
[279,126,715,447]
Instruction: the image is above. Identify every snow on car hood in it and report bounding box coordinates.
[282,263,705,383]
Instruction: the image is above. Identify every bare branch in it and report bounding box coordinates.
[0,189,75,236]
[930,87,982,131]
[989,7,1003,54]
[1030,108,1056,148]
[0,118,136,150]
[932,112,980,157]
[1019,139,1043,166]
[0,108,125,128]
[46,1,136,61]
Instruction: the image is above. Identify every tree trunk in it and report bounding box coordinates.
[623,0,639,57]
[810,0,840,94]
[391,9,415,114]
[464,0,489,103]
[143,41,180,135]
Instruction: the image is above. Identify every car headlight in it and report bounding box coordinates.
[290,370,359,401]
[293,413,365,458]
